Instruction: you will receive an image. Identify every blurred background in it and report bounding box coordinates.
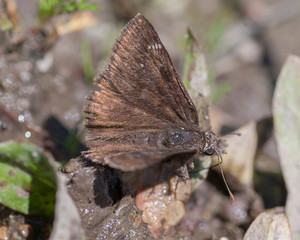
[1,0,299,239]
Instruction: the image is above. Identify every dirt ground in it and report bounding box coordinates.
[1,0,299,239]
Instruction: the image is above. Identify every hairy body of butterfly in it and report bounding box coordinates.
[83,13,226,171]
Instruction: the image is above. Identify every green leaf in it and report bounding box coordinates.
[183,28,195,90]
[38,0,98,19]
[0,141,56,218]
[183,28,211,131]
[182,29,212,190]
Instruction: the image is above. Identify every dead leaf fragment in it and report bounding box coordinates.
[273,55,300,240]
[243,207,291,240]
[55,12,98,36]
[185,28,211,132]
[222,122,257,186]
[49,158,84,240]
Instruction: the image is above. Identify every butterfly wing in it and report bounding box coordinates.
[84,14,199,169]
[103,149,196,171]
[101,13,198,126]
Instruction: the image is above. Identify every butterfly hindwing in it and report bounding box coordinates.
[103,149,196,171]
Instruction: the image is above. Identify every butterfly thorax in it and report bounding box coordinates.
[162,129,227,157]
[162,128,207,152]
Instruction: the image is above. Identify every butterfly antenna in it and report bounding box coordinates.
[210,156,223,168]
[218,155,234,204]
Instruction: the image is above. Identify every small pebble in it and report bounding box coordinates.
[0,226,8,240]
[18,224,32,238]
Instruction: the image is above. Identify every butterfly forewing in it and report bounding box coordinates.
[106,14,197,126]
[84,14,199,170]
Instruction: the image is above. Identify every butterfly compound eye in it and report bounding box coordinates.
[205,148,214,156]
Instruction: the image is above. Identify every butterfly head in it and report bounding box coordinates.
[203,131,234,203]
[203,131,227,156]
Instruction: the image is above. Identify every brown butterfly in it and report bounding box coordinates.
[83,13,226,172]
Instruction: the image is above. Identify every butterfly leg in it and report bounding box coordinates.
[146,162,171,197]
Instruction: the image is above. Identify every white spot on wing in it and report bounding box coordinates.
[140,63,144,67]
[148,43,162,51]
